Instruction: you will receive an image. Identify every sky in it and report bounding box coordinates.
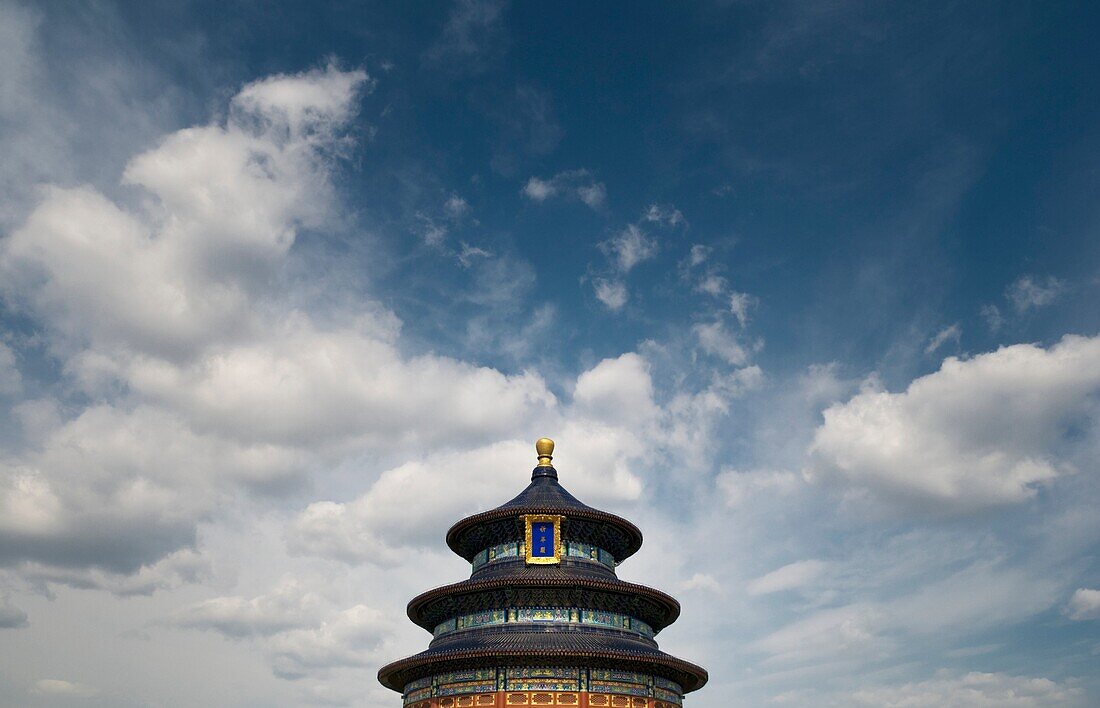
[0,1,1099,706]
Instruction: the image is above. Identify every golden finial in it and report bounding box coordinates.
[535,438,555,467]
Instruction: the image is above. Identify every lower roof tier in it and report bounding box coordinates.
[408,571,680,633]
[377,627,708,695]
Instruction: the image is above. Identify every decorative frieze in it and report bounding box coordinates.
[432,606,655,639]
[403,669,681,707]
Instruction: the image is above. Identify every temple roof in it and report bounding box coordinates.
[407,571,681,633]
[446,467,644,562]
[377,625,709,693]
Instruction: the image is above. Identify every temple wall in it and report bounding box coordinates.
[404,693,681,707]
[403,668,682,707]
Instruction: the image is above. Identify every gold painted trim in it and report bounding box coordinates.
[523,514,563,565]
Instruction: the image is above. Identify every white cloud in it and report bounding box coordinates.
[687,244,710,267]
[845,670,1082,707]
[573,353,660,427]
[808,335,1100,514]
[423,0,507,66]
[290,428,647,564]
[643,203,685,227]
[679,573,723,594]
[600,224,657,272]
[593,279,629,310]
[21,549,210,597]
[286,348,757,565]
[415,212,448,247]
[0,342,21,395]
[577,182,608,209]
[747,559,830,595]
[981,303,1007,334]
[443,194,469,217]
[1008,275,1066,313]
[522,176,554,201]
[751,603,887,664]
[2,66,368,361]
[925,323,961,354]
[522,169,606,209]
[0,65,559,580]
[693,320,751,365]
[0,404,301,572]
[695,274,727,296]
[729,291,756,328]
[457,241,493,267]
[0,593,27,629]
[171,578,324,638]
[1065,588,1100,620]
[980,303,1004,332]
[31,679,99,698]
[718,468,801,507]
[269,604,395,680]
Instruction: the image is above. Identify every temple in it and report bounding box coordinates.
[378,438,708,707]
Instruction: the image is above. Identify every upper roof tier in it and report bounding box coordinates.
[445,439,644,563]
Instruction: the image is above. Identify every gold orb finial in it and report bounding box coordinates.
[535,437,555,467]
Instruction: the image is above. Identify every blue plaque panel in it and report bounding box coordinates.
[531,522,554,557]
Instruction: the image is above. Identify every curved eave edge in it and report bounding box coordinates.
[406,577,681,630]
[445,506,644,562]
[377,648,709,694]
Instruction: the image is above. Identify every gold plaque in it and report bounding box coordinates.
[523,514,563,565]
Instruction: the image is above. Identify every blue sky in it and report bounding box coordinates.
[0,1,1099,706]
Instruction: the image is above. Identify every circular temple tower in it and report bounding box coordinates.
[378,439,708,708]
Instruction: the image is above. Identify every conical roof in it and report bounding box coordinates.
[446,444,643,562]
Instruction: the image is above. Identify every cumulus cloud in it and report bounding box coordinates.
[21,549,210,597]
[0,342,21,395]
[521,169,606,209]
[290,431,645,563]
[753,555,1065,669]
[1,65,369,362]
[288,350,751,564]
[686,244,710,267]
[288,440,538,562]
[443,194,469,217]
[695,273,727,297]
[1007,275,1066,313]
[642,203,685,227]
[0,405,301,573]
[751,603,887,664]
[268,604,395,680]
[31,679,99,697]
[747,559,829,595]
[599,224,658,273]
[589,204,689,311]
[0,594,28,629]
[728,291,756,328]
[1065,588,1100,620]
[693,320,751,366]
[845,670,1082,707]
[808,335,1100,514]
[717,468,802,507]
[423,0,508,68]
[679,573,723,594]
[572,353,660,427]
[0,65,557,580]
[170,578,324,638]
[925,323,961,354]
[593,279,629,310]
[980,303,1004,332]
